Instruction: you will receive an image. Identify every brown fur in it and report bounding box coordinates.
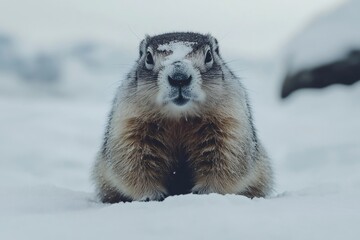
[95,113,271,202]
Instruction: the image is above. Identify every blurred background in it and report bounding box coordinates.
[0,0,359,194]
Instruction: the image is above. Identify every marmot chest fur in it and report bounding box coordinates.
[92,32,273,203]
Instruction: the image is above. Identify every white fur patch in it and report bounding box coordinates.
[155,63,206,114]
[154,41,207,116]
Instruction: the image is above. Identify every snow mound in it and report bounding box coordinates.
[285,0,360,73]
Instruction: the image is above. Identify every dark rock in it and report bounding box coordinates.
[281,50,360,98]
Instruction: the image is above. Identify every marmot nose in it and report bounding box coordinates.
[168,73,192,87]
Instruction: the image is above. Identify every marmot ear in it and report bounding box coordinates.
[207,34,220,55]
[213,38,219,55]
[139,35,151,58]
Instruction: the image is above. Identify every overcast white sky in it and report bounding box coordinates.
[0,0,346,59]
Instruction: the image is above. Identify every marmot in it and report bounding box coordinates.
[92,32,273,203]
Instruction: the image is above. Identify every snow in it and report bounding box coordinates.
[285,0,360,73]
[157,41,196,64]
[1,191,359,240]
[1,62,360,239]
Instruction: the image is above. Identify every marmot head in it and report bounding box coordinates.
[132,32,230,117]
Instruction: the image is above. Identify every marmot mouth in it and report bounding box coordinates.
[170,87,191,106]
[173,95,189,106]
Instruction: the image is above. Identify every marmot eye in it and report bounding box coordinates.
[205,50,213,64]
[146,51,154,65]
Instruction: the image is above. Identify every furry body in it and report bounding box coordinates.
[92,32,273,203]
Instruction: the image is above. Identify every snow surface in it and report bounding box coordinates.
[285,0,360,73]
[1,61,360,239]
